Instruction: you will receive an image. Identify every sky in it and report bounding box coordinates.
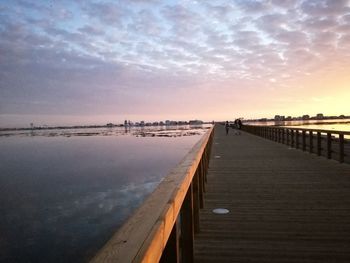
[0,0,350,127]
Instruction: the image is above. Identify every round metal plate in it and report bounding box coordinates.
[212,208,229,214]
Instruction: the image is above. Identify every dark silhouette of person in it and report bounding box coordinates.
[237,119,242,129]
[234,119,242,135]
[225,121,229,135]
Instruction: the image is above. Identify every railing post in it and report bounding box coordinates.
[327,133,332,159]
[202,153,207,184]
[275,128,278,142]
[291,130,294,147]
[317,132,321,156]
[181,183,194,263]
[296,130,299,149]
[160,219,180,263]
[198,161,204,208]
[282,129,285,144]
[302,130,306,151]
[192,171,200,234]
[309,131,313,153]
[286,129,290,145]
[339,134,344,163]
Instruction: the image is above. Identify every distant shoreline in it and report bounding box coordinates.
[0,122,212,132]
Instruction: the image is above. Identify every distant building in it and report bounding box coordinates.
[316,113,324,120]
[165,120,170,126]
[189,120,203,125]
[169,121,178,125]
[274,115,285,121]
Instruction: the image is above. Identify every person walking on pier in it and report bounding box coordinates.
[234,119,242,135]
[225,121,229,135]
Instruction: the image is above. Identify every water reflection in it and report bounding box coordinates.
[0,126,209,262]
[0,125,210,138]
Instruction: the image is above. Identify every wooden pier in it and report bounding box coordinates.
[91,124,350,263]
[194,125,350,262]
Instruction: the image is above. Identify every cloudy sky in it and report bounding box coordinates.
[1,0,350,127]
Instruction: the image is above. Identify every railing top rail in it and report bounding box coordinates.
[90,126,214,263]
[245,124,350,136]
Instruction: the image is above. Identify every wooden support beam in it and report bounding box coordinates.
[296,130,299,149]
[317,132,321,156]
[181,184,194,263]
[192,172,200,234]
[309,131,313,153]
[339,134,344,163]
[160,219,180,263]
[327,133,332,159]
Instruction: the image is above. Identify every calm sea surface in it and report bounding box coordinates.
[0,125,210,263]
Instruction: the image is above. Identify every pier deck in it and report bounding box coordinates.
[194,125,350,263]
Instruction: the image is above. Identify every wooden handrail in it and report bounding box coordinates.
[247,125,350,136]
[242,125,348,163]
[90,126,214,263]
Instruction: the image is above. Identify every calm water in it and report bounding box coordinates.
[0,126,209,263]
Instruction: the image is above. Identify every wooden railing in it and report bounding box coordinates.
[90,126,214,263]
[242,125,350,163]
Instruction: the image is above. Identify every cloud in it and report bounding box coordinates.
[302,17,338,31]
[235,0,270,13]
[1,0,350,126]
[78,25,105,36]
[300,0,350,16]
[270,0,298,8]
[126,9,164,36]
[85,2,128,27]
[274,30,309,47]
